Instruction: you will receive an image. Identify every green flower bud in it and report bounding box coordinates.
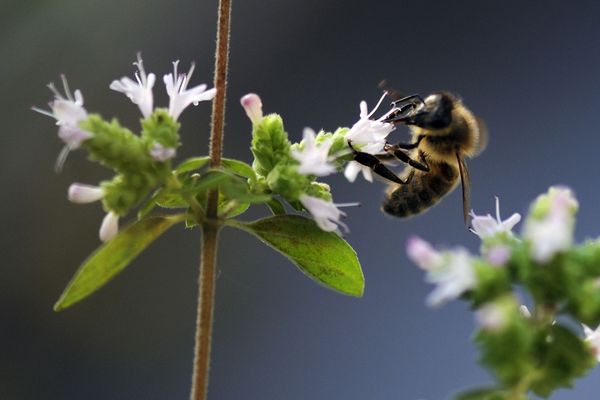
[141,108,181,151]
[266,163,309,201]
[304,181,332,201]
[251,114,291,176]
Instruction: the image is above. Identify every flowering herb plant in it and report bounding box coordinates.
[33,1,600,399]
[408,188,600,400]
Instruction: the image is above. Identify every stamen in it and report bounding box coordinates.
[335,202,361,208]
[495,196,501,222]
[61,74,73,102]
[183,62,196,90]
[54,145,71,173]
[31,106,54,118]
[47,82,62,99]
[367,91,389,119]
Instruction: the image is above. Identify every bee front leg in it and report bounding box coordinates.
[348,141,411,184]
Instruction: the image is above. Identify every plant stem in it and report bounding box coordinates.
[190,0,232,399]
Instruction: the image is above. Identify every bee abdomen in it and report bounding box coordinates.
[382,162,458,218]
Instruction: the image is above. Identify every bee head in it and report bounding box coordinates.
[382,91,458,129]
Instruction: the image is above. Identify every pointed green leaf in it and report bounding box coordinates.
[54,215,184,311]
[175,156,210,174]
[233,215,364,297]
[266,198,286,215]
[222,158,257,182]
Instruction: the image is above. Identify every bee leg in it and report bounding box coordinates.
[348,141,410,184]
[384,143,430,172]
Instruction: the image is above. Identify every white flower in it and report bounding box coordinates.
[523,186,578,263]
[583,324,600,362]
[299,194,348,232]
[470,197,521,239]
[406,235,444,271]
[476,303,508,332]
[68,183,104,203]
[343,161,373,183]
[291,128,336,176]
[240,93,263,124]
[406,237,476,307]
[149,142,176,162]
[33,76,91,150]
[110,53,156,117]
[163,60,216,120]
[99,211,120,242]
[345,92,395,155]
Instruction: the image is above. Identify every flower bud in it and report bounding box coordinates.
[68,183,104,203]
[241,93,263,124]
[99,211,119,242]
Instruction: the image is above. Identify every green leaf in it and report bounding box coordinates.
[183,170,231,195]
[232,215,364,297]
[222,158,257,182]
[266,198,286,215]
[54,215,184,311]
[175,156,210,174]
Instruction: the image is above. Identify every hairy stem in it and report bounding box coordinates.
[190,0,232,399]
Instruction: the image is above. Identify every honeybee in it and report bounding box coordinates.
[349,90,487,224]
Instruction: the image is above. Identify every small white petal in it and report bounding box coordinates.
[149,142,176,161]
[99,212,119,242]
[292,128,337,177]
[299,194,347,232]
[582,324,600,362]
[163,61,215,120]
[424,249,476,307]
[470,197,521,239]
[68,183,104,203]
[110,55,155,117]
[345,96,395,156]
[485,245,511,266]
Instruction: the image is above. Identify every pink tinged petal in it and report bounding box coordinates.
[57,125,92,149]
[485,245,511,266]
[99,212,119,242]
[476,303,507,332]
[240,93,263,124]
[149,142,176,161]
[406,235,443,271]
[583,324,600,362]
[68,183,104,203]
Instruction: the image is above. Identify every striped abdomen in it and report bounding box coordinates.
[382,160,459,218]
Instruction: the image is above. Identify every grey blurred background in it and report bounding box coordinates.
[3,0,600,399]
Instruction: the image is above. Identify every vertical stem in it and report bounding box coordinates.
[190,1,232,400]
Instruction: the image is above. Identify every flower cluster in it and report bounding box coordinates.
[406,187,600,399]
[35,55,215,241]
[241,92,395,232]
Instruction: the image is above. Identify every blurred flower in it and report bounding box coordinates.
[523,186,578,263]
[163,60,216,120]
[406,235,444,271]
[299,194,348,233]
[68,183,104,204]
[406,237,476,307]
[583,324,600,362]
[291,128,336,176]
[476,303,508,332]
[149,142,176,162]
[344,161,373,183]
[345,93,395,154]
[240,93,263,124]
[470,197,521,239]
[424,248,476,307]
[110,53,156,118]
[519,305,532,318]
[33,76,91,150]
[99,211,120,242]
[485,244,511,266]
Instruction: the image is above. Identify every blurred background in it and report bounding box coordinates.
[3,0,600,399]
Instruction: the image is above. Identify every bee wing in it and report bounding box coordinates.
[456,152,471,226]
[473,116,488,157]
[378,80,406,101]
